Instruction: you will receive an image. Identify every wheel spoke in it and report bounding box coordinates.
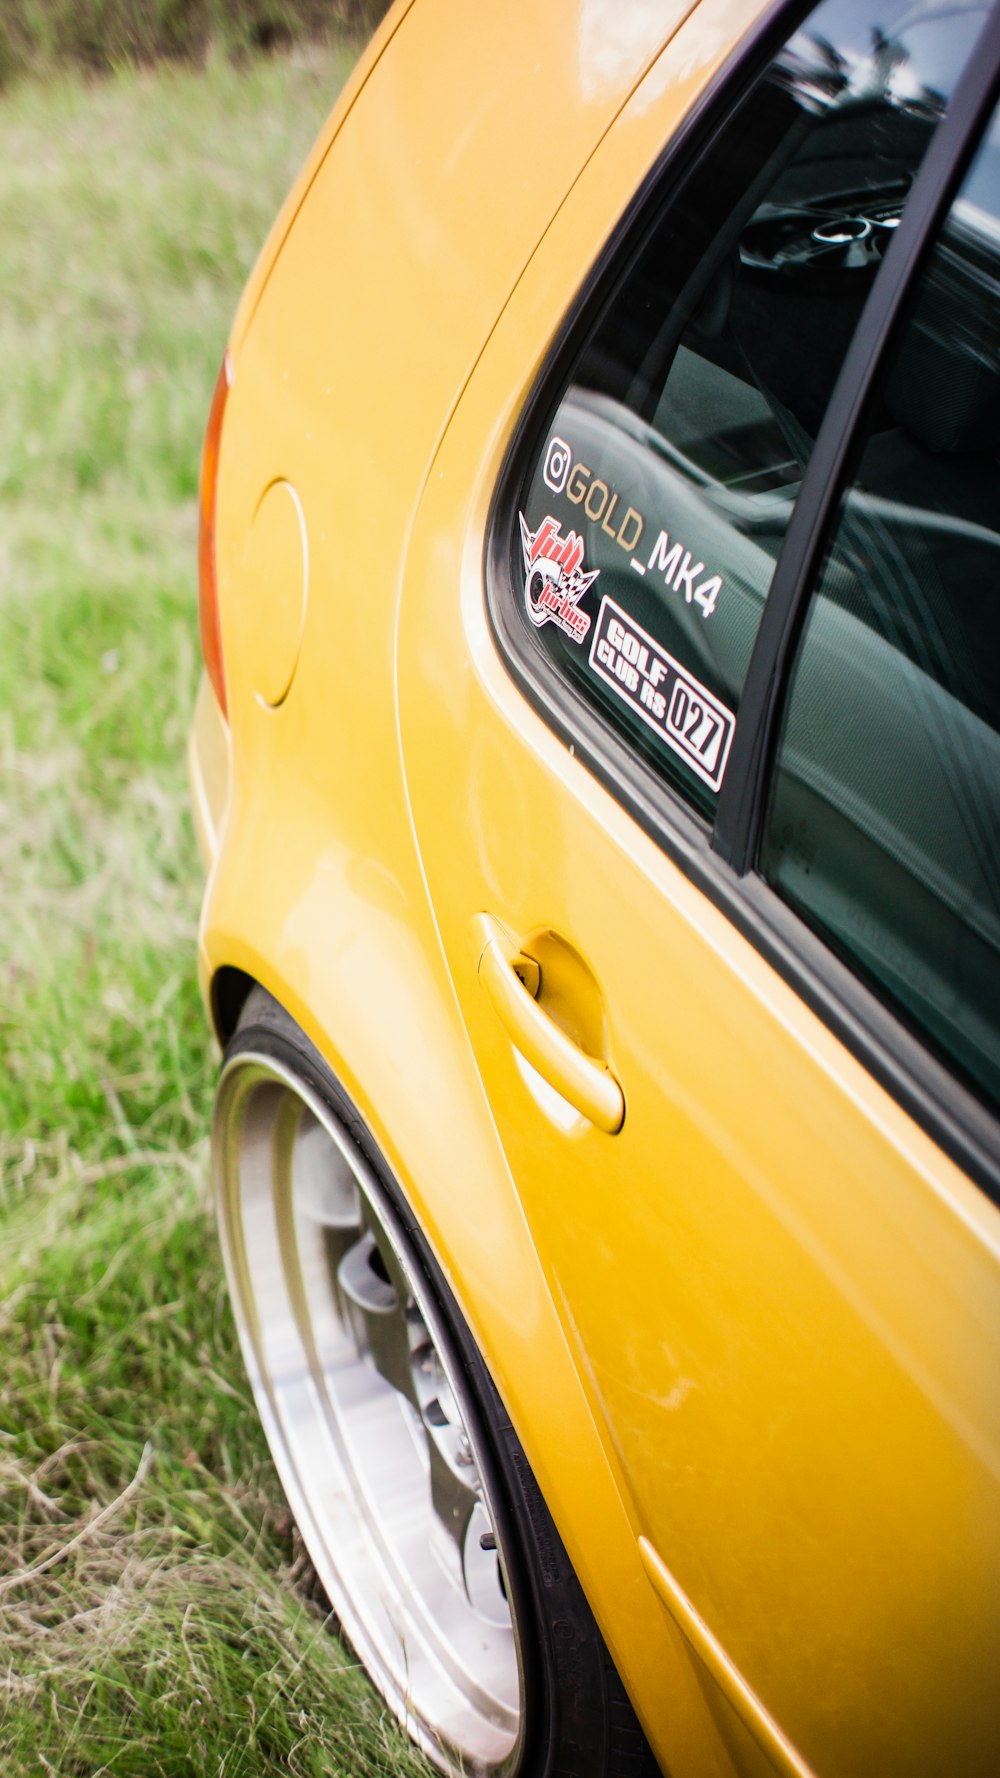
[336,1230,420,1407]
[424,1403,481,1556]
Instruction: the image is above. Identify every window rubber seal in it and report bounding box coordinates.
[483,0,1000,1205]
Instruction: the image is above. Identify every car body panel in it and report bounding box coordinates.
[194,1,782,1771]
[226,0,418,362]
[389,13,1000,1778]
[190,0,1000,1772]
[189,672,231,872]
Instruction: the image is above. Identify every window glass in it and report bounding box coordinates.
[506,0,986,816]
[761,98,1000,1110]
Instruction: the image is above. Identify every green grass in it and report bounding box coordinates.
[0,2,390,88]
[0,48,430,1778]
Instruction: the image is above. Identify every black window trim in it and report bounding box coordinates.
[484,0,1000,1205]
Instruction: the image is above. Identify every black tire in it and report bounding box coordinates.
[217,984,660,1778]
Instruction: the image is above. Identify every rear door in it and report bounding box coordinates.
[397,2,1000,1773]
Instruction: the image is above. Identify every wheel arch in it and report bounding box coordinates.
[211,963,255,1045]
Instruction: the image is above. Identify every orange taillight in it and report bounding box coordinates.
[198,351,233,717]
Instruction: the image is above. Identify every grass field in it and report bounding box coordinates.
[0,2,390,89]
[0,45,430,1778]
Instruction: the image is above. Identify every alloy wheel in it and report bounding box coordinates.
[214,1051,524,1777]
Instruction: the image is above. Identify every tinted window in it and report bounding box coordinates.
[502,0,986,816]
[762,98,1000,1110]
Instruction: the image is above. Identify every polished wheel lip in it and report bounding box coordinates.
[213,1046,526,1778]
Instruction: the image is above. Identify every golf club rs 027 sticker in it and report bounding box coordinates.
[589,596,735,791]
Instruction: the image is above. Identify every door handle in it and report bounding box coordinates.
[473,914,625,1135]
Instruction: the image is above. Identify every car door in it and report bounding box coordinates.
[396,1,1000,1774]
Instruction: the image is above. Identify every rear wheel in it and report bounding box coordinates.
[213,986,658,1778]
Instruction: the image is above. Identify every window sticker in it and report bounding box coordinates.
[589,595,735,791]
[541,431,646,555]
[542,436,573,494]
[633,529,722,619]
[519,512,599,644]
[536,431,723,619]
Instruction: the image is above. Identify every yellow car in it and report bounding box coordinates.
[189,0,1000,1773]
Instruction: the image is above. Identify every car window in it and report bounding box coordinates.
[760,93,1000,1113]
[502,0,988,817]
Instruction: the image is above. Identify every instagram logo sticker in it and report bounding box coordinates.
[542,435,572,495]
